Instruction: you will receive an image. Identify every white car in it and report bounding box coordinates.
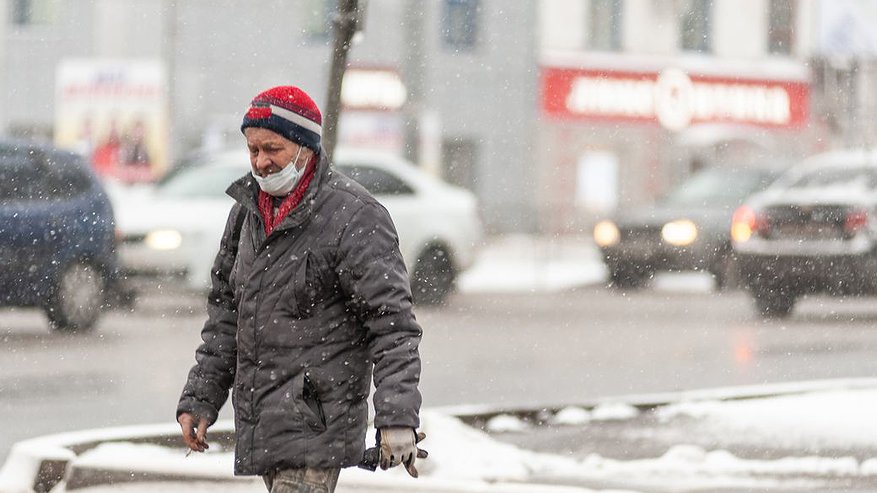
[110,148,483,304]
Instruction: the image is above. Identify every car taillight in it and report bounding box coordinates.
[844,209,869,235]
[731,205,767,243]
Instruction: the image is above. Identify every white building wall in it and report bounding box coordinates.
[93,0,163,58]
[796,0,816,57]
[540,0,584,50]
[713,0,768,58]
[623,0,676,54]
[426,0,540,231]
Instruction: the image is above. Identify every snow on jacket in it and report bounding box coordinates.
[177,152,423,475]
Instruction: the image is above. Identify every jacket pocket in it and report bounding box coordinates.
[292,372,327,432]
[283,249,335,319]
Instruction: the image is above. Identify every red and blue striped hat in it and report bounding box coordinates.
[240,86,322,151]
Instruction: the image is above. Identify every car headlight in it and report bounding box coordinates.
[144,229,183,251]
[661,219,698,246]
[593,220,621,247]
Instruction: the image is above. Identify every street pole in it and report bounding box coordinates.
[401,0,425,166]
[163,0,178,169]
[323,0,360,162]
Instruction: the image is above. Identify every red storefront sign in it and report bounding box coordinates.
[541,66,809,131]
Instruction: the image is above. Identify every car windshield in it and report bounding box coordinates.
[156,165,246,198]
[662,168,774,208]
[784,166,877,190]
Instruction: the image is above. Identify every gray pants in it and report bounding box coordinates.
[263,468,341,493]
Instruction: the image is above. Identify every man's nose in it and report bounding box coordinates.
[254,153,272,171]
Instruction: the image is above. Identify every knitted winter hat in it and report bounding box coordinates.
[240,86,322,151]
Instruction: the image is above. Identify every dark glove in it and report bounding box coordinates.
[378,427,429,478]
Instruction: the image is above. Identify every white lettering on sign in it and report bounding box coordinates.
[565,68,792,130]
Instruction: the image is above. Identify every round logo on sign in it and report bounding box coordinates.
[654,68,694,131]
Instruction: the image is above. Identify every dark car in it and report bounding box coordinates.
[0,139,123,331]
[593,165,784,289]
[732,150,877,318]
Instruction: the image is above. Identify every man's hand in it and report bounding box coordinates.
[379,427,428,478]
[178,412,210,453]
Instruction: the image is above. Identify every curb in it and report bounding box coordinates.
[3,378,877,493]
[439,377,877,427]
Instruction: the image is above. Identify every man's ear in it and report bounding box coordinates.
[305,147,317,163]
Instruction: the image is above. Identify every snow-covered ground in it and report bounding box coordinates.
[477,381,877,491]
[4,380,877,492]
[2,235,873,492]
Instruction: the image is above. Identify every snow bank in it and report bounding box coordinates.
[7,381,877,492]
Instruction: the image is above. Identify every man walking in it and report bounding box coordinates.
[177,85,426,492]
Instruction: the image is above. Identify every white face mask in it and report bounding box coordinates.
[252,147,305,197]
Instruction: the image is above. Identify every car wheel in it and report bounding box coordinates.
[608,265,650,289]
[411,246,455,305]
[752,286,796,319]
[46,261,106,332]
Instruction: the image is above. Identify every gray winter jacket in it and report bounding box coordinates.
[177,153,422,476]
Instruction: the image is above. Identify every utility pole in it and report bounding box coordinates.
[163,0,178,167]
[323,0,360,162]
[401,0,425,166]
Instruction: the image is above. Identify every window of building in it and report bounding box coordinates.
[442,0,480,51]
[10,0,58,26]
[588,0,623,51]
[768,0,795,55]
[679,0,712,53]
[303,0,332,41]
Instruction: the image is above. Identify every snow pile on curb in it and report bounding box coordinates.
[7,380,877,492]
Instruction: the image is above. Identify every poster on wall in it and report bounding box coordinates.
[55,59,168,184]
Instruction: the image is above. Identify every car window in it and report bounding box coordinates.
[0,147,47,202]
[156,165,247,198]
[336,164,414,196]
[663,168,775,208]
[785,166,877,190]
[41,153,94,200]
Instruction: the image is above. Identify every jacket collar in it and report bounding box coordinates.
[226,151,331,233]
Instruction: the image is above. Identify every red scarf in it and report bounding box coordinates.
[257,156,317,235]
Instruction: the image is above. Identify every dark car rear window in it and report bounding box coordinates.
[0,147,94,202]
[43,152,95,199]
[0,147,41,202]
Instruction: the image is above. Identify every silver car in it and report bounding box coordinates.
[111,148,483,304]
[732,149,877,317]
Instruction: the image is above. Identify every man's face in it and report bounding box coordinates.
[244,127,310,177]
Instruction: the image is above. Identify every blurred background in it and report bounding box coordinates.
[1,0,873,234]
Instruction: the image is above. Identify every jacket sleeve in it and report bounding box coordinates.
[176,204,243,425]
[336,201,423,429]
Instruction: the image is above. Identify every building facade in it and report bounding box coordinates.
[536,0,832,233]
[0,0,540,233]
[0,0,873,233]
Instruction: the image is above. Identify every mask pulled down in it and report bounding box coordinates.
[252,147,305,197]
